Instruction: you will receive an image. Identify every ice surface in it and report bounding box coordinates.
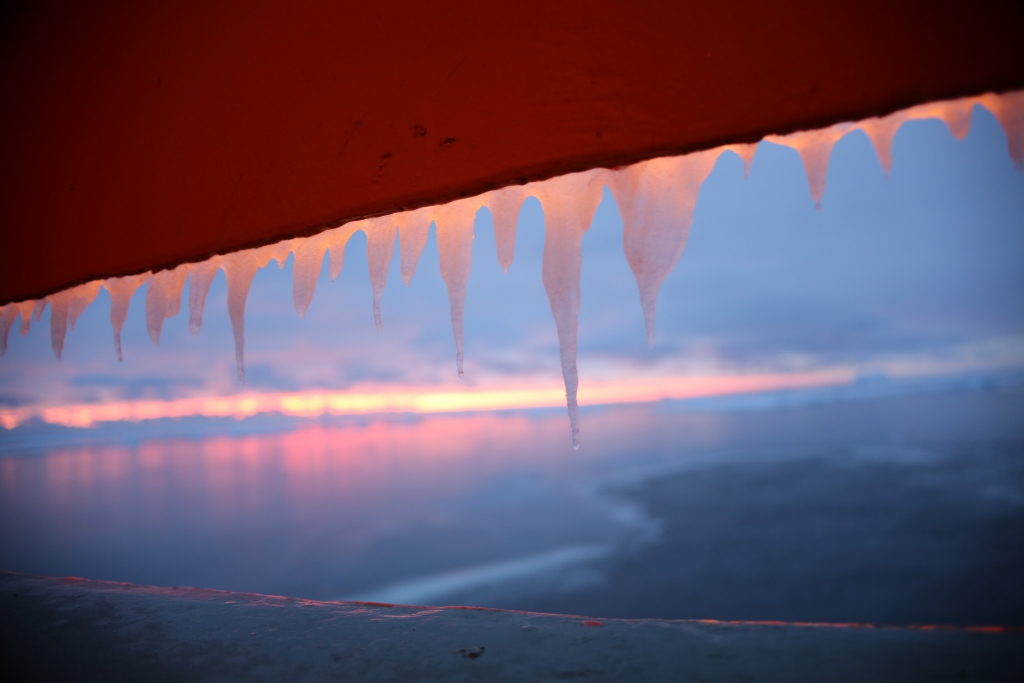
[5,91,1023,444]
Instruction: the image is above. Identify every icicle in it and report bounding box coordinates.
[723,143,757,178]
[433,198,481,378]
[15,301,34,336]
[925,99,975,141]
[532,169,607,448]
[979,91,1024,170]
[266,241,294,269]
[397,208,433,285]
[0,304,18,355]
[67,281,101,331]
[103,274,149,361]
[856,111,906,176]
[145,265,188,346]
[292,234,329,318]
[766,123,853,208]
[47,293,69,360]
[362,217,398,331]
[326,224,360,281]
[187,258,221,335]
[32,299,48,324]
[46,282,102,360]
[608,149,722,347]
[220,250,266,382]
[484,185,528,272]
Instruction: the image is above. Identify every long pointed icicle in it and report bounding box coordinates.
[766,123,853,208]
[292,234,329,318]
[363,217,398,331]
[47,292,70,360]
[608,149,722,347]
[220,250,266,382]
[187,258,221,335]
[397,209,433,286]
[0,304,17,355]
[980,91,1024,170]
[533,169,607,449]
[484,185,527,272]
[145,266,188,346]
[103,274,149,361]
[434,198,481,378]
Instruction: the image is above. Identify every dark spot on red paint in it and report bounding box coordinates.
[595,131,602,139]
[412,124,427,137]
[441,137,457,147]
[583,620,602,627]
[378,153,392,170]
[809,84,819,96]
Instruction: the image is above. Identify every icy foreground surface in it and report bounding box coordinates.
[5,573,1022,683]
[1,91,1022,446]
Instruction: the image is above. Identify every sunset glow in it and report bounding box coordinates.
[0,370,853,429]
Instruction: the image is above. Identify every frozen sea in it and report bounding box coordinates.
[2,378,1022,627]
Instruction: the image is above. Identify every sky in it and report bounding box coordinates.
[1,103,1022,440]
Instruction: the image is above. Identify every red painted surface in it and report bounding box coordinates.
[2,1,1022,303]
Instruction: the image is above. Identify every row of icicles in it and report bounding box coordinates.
[1,91,1022,447]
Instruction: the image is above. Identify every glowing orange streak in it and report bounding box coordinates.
[0,370,853,429]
